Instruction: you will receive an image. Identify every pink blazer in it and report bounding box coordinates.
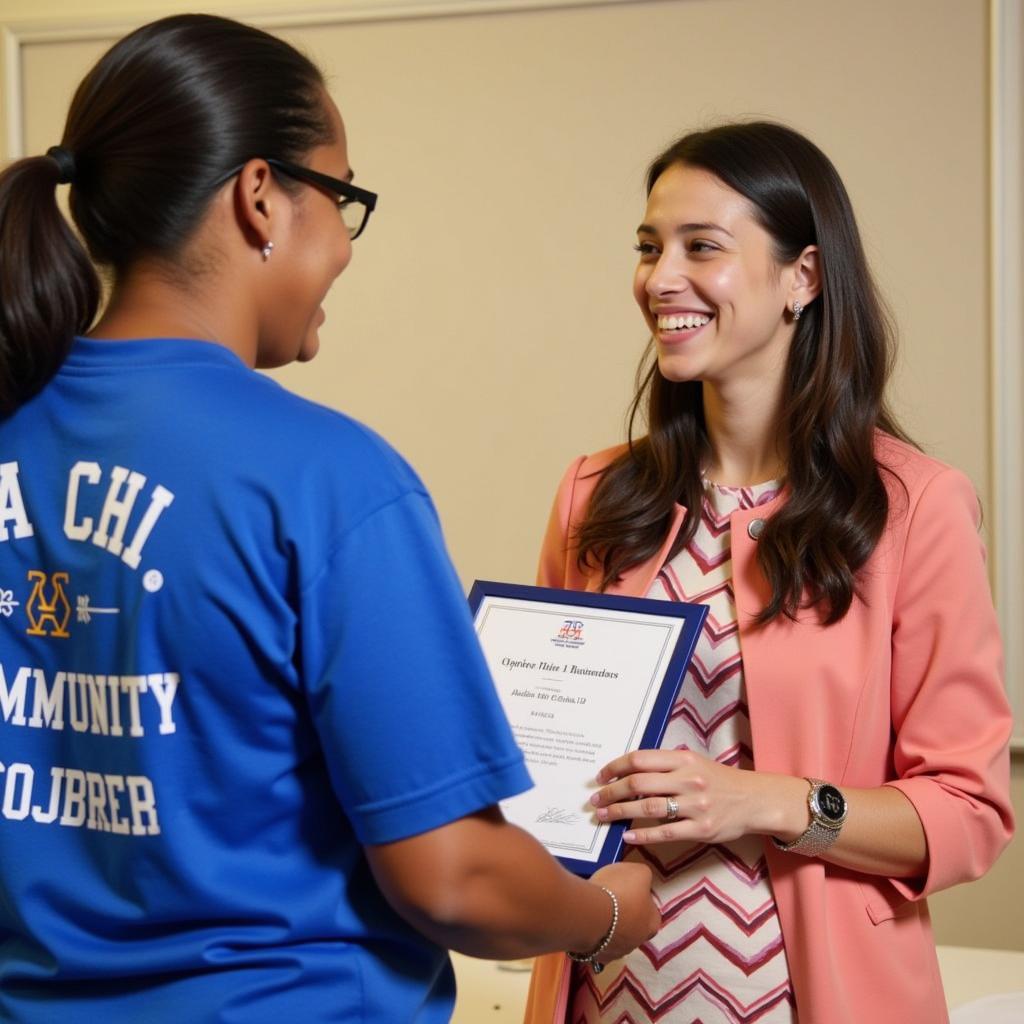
[524,434,1014,1024]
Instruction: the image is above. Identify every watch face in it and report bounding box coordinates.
[816,784,847,823]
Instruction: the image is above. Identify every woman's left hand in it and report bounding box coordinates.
[590,748,804,846]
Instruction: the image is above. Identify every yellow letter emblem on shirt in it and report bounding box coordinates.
[25,571,71,638]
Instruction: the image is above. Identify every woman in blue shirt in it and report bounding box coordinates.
[0,14,657,1022]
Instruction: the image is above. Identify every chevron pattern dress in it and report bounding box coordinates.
[569,479,797,1024]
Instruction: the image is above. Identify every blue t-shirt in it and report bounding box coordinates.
[0,337,531,1023]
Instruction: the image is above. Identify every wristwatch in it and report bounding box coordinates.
[772,778,848,857]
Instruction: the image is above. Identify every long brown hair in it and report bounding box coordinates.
[576,122,913,625]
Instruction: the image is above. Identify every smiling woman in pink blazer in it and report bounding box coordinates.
[524,123,1014,1024]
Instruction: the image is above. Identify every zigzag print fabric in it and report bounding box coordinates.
[569,479,797,1024]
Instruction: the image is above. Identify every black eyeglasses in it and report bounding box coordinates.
[266,158,377,240]
[213,158,378,240]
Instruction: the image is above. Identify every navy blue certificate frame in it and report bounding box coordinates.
[469,580,708,876]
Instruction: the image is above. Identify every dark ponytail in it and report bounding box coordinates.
[0,13,332,416]
[0,157,100,415]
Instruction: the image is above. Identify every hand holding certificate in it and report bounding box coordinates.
[470,581,707,875]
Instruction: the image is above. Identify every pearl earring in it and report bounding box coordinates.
[261,241,274,262]
[792,300,804,321]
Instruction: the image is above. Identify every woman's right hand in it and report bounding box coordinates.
[367,806,661,962]
[588,861,660,964]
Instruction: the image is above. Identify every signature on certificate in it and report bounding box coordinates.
[536,807,580,825]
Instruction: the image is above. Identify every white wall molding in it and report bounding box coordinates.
[1,0,661,157]
[2,25,21,163]
[991,0,1023,748]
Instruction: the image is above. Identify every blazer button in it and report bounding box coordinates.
[747,517,766,540]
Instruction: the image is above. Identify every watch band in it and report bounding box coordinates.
[772,778,847,857]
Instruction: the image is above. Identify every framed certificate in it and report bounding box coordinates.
[469,580,707,875]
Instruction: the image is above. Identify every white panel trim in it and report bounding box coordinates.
[991,0,1024,750]
[0,0,660,159]
[3,0,651,36]
[2,26,22,161]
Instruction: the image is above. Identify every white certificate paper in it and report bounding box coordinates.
[471,583,706,872]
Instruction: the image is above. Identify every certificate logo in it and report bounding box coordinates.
[552,618,585,648]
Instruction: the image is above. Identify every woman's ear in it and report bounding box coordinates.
[233,159,279,256]
[790,244,821,308]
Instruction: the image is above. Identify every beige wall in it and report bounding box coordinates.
[2,0,1019,950]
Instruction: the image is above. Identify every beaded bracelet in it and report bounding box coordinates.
[567,886,619,974]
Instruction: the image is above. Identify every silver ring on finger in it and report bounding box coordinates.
[664,796,679,822]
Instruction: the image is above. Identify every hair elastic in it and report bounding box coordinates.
[46,146,76,185]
